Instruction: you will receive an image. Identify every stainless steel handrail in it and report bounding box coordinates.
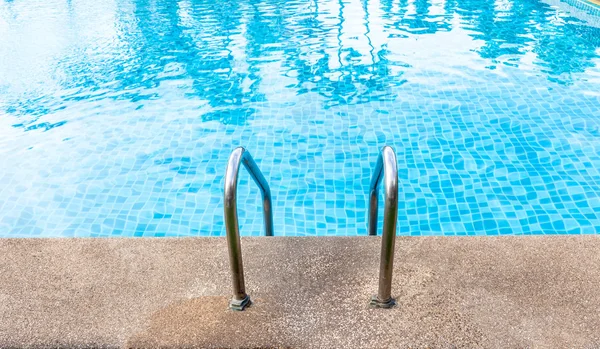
[224,147,274,311]
[368,146,398,308]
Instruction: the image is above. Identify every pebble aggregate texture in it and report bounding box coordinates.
[1,236,600,348]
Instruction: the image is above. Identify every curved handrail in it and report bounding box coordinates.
[224,147,274,311]
[368,146,398,308]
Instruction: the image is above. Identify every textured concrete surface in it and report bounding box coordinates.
[1,236,600,348]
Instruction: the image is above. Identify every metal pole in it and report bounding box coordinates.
[224,147,274,311]
[368,146,398,308]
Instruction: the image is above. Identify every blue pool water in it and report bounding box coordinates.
[1,0,600,237]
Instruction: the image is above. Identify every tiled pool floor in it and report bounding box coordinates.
[1,0,600,237]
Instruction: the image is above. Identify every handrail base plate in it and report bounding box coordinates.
[369,295,396,309]
[229,295,251,311]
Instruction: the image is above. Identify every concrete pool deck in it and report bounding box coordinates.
[1,236,600,348]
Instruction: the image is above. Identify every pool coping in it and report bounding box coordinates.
[1,236,600,348]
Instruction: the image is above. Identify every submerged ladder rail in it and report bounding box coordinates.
[368,146,399,308]
[224,147,274,311]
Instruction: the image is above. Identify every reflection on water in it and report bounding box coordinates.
[0,0,600,237]
[1,0,599,126]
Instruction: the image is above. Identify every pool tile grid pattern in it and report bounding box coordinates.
[1,0,600,237]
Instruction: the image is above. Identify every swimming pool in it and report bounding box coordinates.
[1,0,599,237]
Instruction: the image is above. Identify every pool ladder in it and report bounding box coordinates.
[224,146,398,311]
[223,147,274,310]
